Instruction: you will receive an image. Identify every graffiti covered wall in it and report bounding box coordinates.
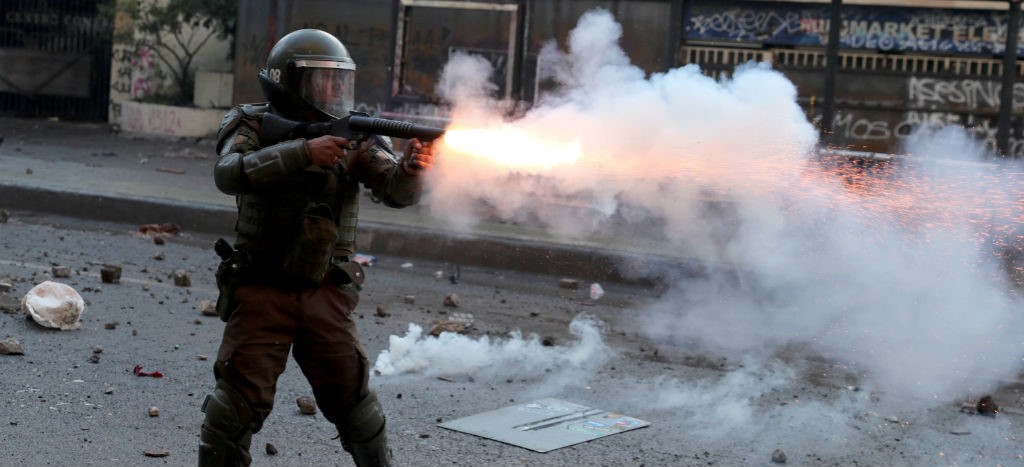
[686,0,1024,56]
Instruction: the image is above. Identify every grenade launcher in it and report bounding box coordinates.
[260,111,446,149]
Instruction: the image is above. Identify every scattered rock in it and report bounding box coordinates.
[0,210,8,223]
[199,300,217,316]
[375,306,389,318]
[296,395,317,415]
[100,265,122,284]
[429,320,468,336]
[22,281,85,330]
[976,395,999,416]
[51,266,71,278]
[30,270,50,285]
[143,448,170,458]
[88,354,100,364]
[433,271,443,280]
[0,280,12,293]
[443,293,459,307]
[172,270,190,287]
[558,278,579,290]
[949,429,971,435]
[153,235,166,245]
[403,295,415,305]
[104,321,119,330]
[92,345,103,354]
[197,355,208,361]
[265,443,278,455]
[0,337,25,355]
[589,283,605,300]
[541,337,556,347]
[771,448,787,463]
[148,407,160,417]
[103,387,114,394]
[153,252,165,261]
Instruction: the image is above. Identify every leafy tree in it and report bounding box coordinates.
[112,0,237,105]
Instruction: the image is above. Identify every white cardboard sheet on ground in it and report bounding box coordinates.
[437,398,650,453]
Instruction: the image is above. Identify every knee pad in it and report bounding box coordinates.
[201,379,255,441]
[200,380,255,466]
[339,390,386,443]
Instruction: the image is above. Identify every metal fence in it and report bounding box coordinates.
[0,0,114,120]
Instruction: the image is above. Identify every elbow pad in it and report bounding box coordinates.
[241,139,310,188]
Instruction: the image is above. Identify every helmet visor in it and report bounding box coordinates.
[297,66,355,119]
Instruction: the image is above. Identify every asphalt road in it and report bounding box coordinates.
[1,211,1022,467]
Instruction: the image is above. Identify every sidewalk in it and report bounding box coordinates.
[0,116,686,284]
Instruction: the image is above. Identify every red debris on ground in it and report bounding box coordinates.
[133,364,164,378]
[138,223,180,236]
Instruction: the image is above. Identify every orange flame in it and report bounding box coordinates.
[441,126,581,171]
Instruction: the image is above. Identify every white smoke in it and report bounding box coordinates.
[373,314,611,390]
[422,8,1024,406]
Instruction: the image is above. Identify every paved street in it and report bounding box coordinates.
[0,213,1021,466]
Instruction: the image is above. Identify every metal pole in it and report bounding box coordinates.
[997,0,1021,157]
[666,0,684,70]
[821,0,842,146]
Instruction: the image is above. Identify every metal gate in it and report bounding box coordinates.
[0,0,113,120]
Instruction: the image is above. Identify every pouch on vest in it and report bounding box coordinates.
[282,203,337,286]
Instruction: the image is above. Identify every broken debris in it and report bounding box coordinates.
[296,395,317,415]
[558,278,579,290]
[143,449,170,458]
[199,300,217,316]
[22,281,85,330]
[0,337,25,355]
[133,364,164,378]
[443,293,459,307]
[976,395,999,416]
[589,283,605,300]
[172,270,191,287]
[100,265,122,284]
[138,223,180,236]
[51,266,71,278]
[429,312,475,337]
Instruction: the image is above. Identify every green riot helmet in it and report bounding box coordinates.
[258,29,356,121]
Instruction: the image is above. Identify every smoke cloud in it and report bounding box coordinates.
[373,313,611,393]
[418,8,1023,405]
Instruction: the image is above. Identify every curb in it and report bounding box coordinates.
[1,183,699,285]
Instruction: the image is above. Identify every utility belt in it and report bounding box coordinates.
[213,243,365,323]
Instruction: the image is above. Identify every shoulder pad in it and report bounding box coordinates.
[217,103,270,151]
[238,102,271,118]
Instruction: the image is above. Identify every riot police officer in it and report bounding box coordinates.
[199,28,434,466]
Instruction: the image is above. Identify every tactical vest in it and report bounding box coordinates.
[220,104,361,264]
